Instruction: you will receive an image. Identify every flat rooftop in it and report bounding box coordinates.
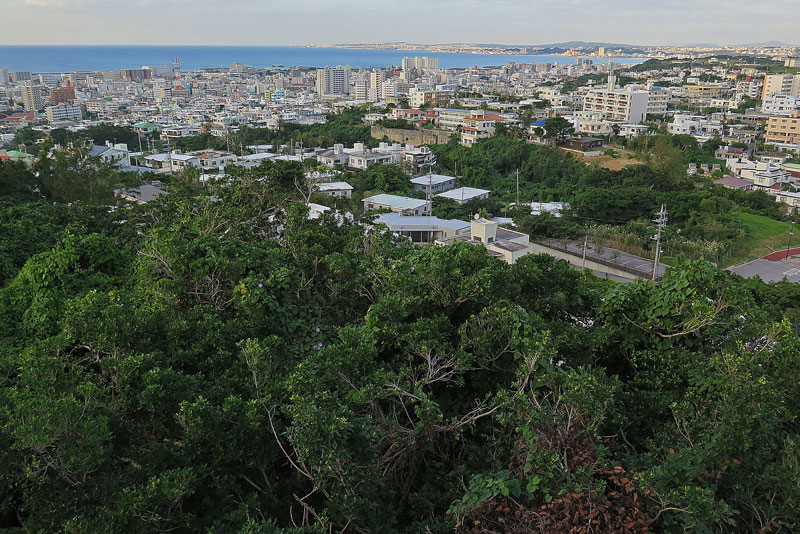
[363,193,428,210]
[374,213,470,231]
[410,174,455,186]
[316,181,353,191]
[436,187,490,201]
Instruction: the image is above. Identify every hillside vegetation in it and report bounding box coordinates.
[1,157,799,533]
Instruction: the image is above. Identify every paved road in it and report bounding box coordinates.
[761,247,800,262]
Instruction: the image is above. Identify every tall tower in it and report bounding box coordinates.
[173,57,181,88]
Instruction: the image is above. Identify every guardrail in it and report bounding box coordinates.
[537,240,664,281]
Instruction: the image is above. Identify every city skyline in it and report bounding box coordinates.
[3,0,799,47]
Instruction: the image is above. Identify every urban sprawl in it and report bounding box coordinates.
[2,45,800,282]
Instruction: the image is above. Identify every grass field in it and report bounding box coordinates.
[725,212,796,267]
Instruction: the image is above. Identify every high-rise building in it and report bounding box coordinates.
[401,57,439,71]
[0,68,9,84]
[50,83,76,105]
[765,110,800,145]
[11,70,33,83]
[762,74,800,99]
[120,69,152,82]
[22,85,44,111]
[316,66,350,96]
[11,71,33,83]
[582,75,649,123]
[45,103,82,123]
[762,94,800,116]
[153,86,172,102]
[369,70,386,101]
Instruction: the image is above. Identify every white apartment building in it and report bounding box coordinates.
[668,114,723,137]
[347,142,402,170]
[739,161,789,190]
[762,94,800,116]
[143,152,201,172]
[736,80,762,99]
[316,66,350,96]
[409,88,453,109]
[582,76,649,123]
[619,124,651,139]
[45,103,82,123]
[646,87,671,115]
[762,74,800,99]
[402,57,439,71]
[569,111,613,136]
[86,99,121,116]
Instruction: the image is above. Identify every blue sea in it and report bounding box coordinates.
[0,45,645,73]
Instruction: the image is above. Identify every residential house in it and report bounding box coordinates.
[362,193,430,215]
[436,218,533,265]
[410,174,456,193]
[374,212,470,244]
[436,187,490,204]
[314,181,354,198]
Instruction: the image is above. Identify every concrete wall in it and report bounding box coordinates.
[529,243,649,281]
[371,126,455,145]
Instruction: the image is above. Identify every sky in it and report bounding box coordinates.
[2,0,799,46]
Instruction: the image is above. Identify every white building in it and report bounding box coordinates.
[45,103,82,123]
[739,161,789,190]
[315,181,354,198]
[410,174,456,193]
[762,94,800,116]
[346,142,403,170]
[436,187,490,204]
[645,87,671,115]
[775,191,800,210]
[316,66,350,96]
[582,76,649,123]
[668,114,723,138]
[363,193,430,216]
[85,99,121,116]
[143,152,201,172]
[762,74,800,99]
[374,212,469,244]
[89,143,131,168]
[402,57,439,71]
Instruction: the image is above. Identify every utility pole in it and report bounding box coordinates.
[582,234,588,269]
[785,221,796,263]
[427,167,433,215]
[652,204,668,282]
[516,168,520,205]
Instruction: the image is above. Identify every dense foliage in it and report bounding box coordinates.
[1,157,798,533]
[430,136,789,262]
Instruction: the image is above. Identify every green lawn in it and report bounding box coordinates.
[725,212,796,267]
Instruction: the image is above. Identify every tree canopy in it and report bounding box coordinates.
[0,157,798,533]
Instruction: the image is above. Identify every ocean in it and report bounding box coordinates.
[0,45,645,73]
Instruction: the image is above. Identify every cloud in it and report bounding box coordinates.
[4,0,800,46]
[23,0,95,7]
